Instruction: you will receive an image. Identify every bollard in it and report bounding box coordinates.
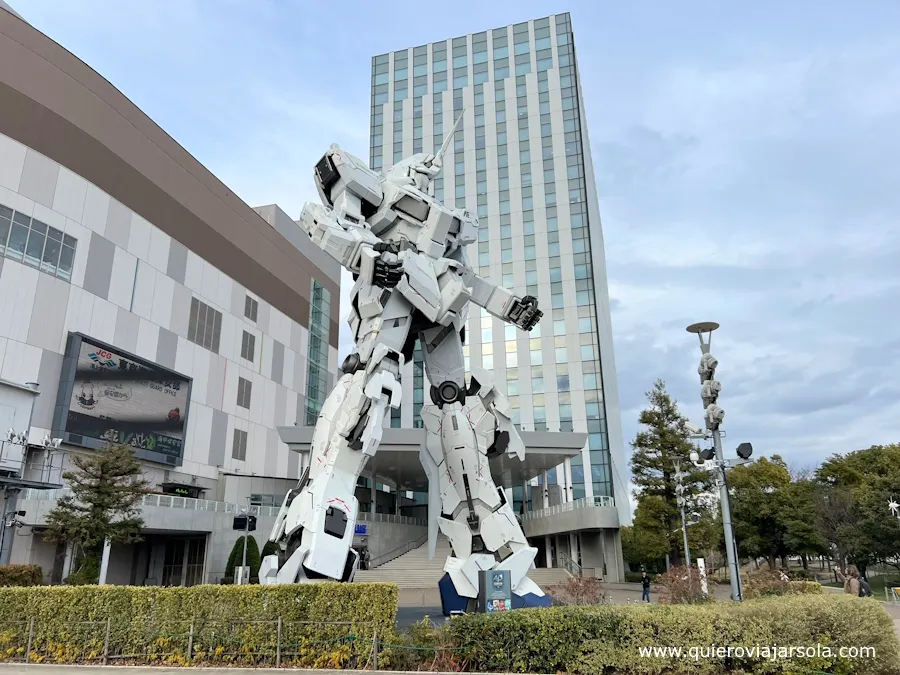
[25,617,34,664]
[102,617,111,665]
[276,617,282,668]
[372,627,378,670]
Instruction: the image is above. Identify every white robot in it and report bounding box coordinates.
[260,119,550,612]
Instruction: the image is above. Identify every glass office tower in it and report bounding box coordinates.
[369,13,631,526]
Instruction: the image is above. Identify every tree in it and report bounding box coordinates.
[630,379,708,565]
[815,443,900,576]
[728,456,792,569]
[261,539,279,559]
[622,496,670,572]
[225,536,261,582]
[780,474,828,569]
[43,444,148,583]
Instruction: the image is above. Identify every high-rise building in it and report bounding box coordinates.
[369,13,632,530]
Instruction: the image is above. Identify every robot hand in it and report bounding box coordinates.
[506,295,542,331]
[372,242,404,289]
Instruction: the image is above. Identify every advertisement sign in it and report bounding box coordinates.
[56,334,191,465]
[478,569,512,613]
[354,523,368,536]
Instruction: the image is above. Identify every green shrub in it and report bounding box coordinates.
[790,580,823,594]
[448,594,900,674]
[0,565,43,587]
[224,536,261,582]
[261,539,279,559]
[0,582,397,666]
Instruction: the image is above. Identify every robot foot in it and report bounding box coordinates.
[260,545,360,585]
[438,557,552,615]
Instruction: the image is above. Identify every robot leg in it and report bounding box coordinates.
[417,333,549,611]
[260,348,401,585]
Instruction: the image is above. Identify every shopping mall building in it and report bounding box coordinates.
[0,4,626,590]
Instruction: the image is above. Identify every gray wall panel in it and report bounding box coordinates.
[31,349,63,429]
[155,327,178,368]
[81,233,115,300]
[208,408,227,468]
[270,340,284,385]
[166,239,188,285]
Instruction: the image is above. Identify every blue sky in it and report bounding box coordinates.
[15,0,900,475]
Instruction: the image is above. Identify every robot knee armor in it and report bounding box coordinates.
[430,381,466,406]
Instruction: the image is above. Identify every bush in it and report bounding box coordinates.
[789,580,823,595]
[743,570,824,599]
[654,565,713,604]
[447,594,900,674]
[0,565,43,587]
[0,582,397,666]
[261,539,279,559]
[224,536,261,582]
[548,576,608,606]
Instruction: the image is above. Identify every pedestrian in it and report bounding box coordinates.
[835,565,861,596]
[363,548,371,570]
[641,571,651,603]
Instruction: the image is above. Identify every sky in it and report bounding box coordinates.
[13,0,900,478]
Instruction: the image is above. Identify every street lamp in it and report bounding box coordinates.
[686,321,746,602]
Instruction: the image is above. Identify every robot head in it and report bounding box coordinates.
[383,112,465,193]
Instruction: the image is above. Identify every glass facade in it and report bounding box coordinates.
[369,13,619,506]
[305,280,331,425]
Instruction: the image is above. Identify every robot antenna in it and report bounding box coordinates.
[433,111,465,168]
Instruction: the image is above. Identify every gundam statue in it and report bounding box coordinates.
[260,117,550,612]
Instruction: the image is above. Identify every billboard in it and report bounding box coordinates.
[54,334,192,465]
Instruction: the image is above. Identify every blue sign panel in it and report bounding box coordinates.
[355,523,368,536]
[479,569,512,612]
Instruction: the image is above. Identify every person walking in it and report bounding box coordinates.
[835,565,861,596]
[641,571,652,603]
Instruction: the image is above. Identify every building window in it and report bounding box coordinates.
[305,280,332,424]
[188,297,222,353]
[245,295,259,322]
[241,331,256,362]
[232,429,248,461]
[0,203,77,282]
[237,377,253,409]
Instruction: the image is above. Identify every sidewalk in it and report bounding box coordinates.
[0,667,545,675]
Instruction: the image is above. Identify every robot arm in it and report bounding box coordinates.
[447,245,542,332]
[298,205,404,292]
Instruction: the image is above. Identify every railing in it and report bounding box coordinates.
[522,495,615,521]
[19,489,426,527]
[557,551,599,579]
[366,532,429,569]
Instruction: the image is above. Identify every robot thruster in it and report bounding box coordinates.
[260,117,549,612]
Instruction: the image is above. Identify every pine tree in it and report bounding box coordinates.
[631,379,709,565]
[43,443,149,583]
[225,536,261,581]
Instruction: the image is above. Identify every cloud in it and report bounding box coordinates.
[590,39,900,472]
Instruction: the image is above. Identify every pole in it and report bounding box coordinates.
[680,504,692,568]
[98,538,112,585]
[713,429,742,601]
[240,505,249,583]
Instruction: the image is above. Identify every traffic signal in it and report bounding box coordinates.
[736,442,754,460]
[233,515,257,532]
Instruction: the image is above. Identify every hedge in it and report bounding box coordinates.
[0,565,43,587]
[448,594,900,674]
[0,582,397,667]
